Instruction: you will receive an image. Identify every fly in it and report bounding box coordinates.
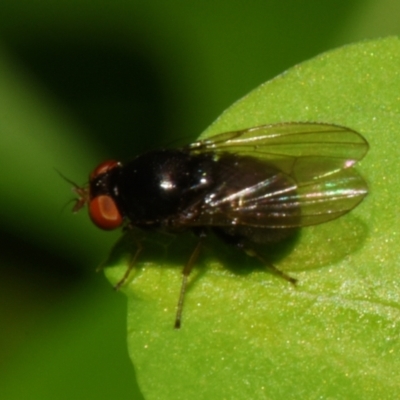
[70,122,369,328]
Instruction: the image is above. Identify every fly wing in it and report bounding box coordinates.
[185,123,368,228]
[190,122,368,181]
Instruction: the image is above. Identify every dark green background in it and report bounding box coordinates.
[0,1,398,398]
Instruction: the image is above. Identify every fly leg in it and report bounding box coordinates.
[213,227,297,285]
[242,246,297,285]
[113,241,143,290]
[174,239,203,329]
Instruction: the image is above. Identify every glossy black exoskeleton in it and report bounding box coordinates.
[71,122,369,328]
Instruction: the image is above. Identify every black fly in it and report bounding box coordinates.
[71,122,369,328]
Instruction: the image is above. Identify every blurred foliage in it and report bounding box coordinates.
[1,1,399,399]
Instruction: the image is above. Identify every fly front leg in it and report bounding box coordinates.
[114,240,144,290]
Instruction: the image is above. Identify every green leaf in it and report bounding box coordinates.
[104,37,400,399]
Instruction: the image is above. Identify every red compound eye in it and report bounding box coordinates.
[89,195,122,230]
[90,160,120,181]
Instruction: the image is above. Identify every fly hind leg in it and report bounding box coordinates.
[242,246,297,285]
[213,227,297,285]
